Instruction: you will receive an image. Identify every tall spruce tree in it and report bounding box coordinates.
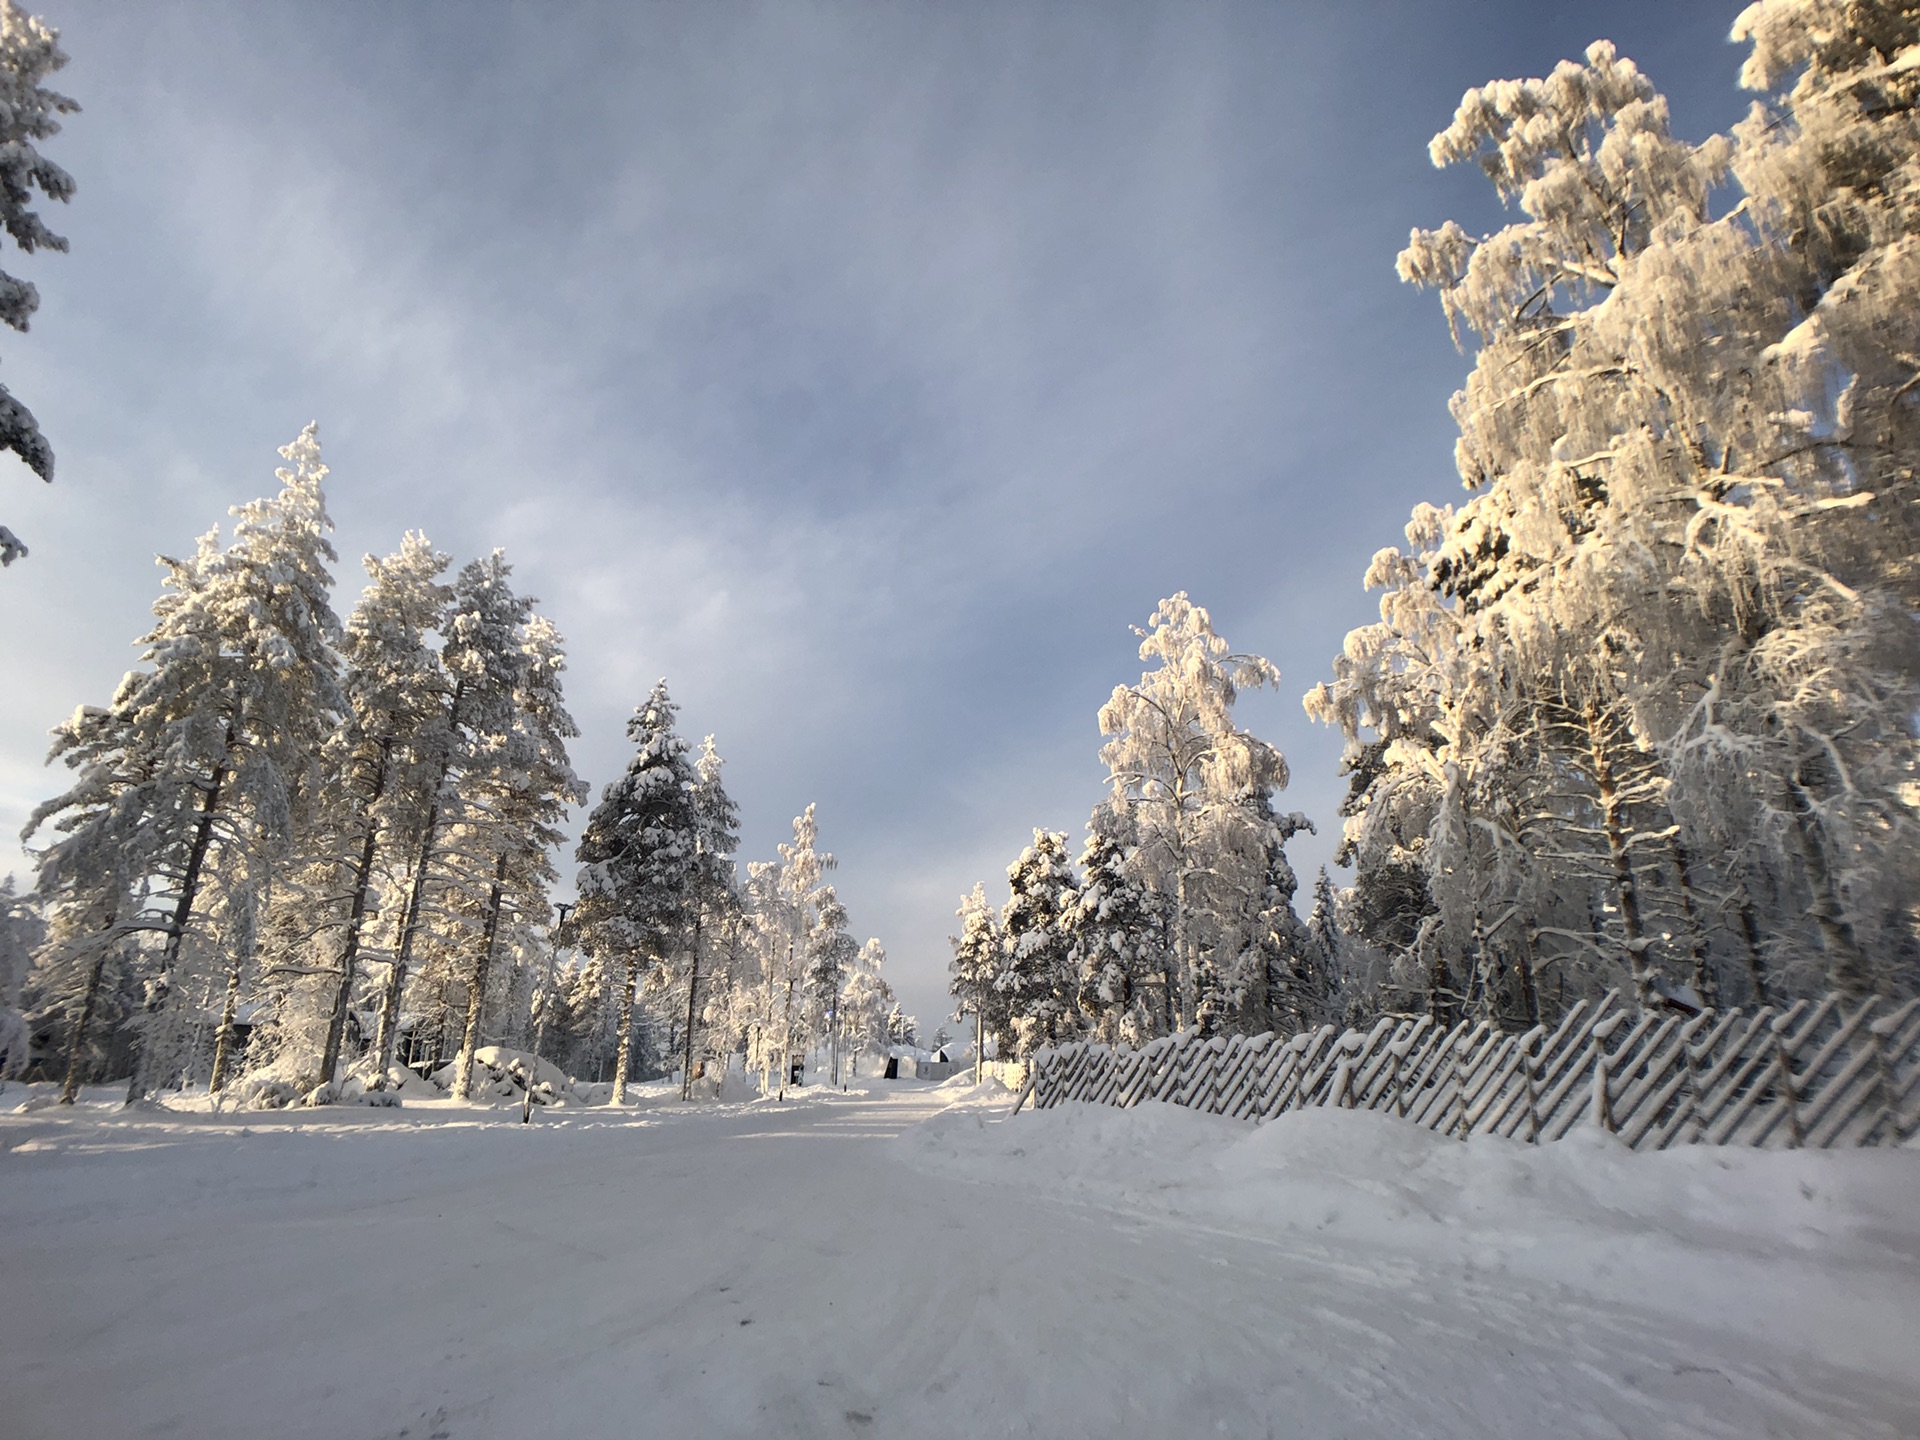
[949,881,1009,1064]
[573,680,700,1104]
[804,883,859,1084]
[674,735,739,1099]
[997,830,1078,1057]
[0,0,74,567]
[1068,802,1168,1044]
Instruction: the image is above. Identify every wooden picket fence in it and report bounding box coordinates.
[1018,991,1920,1150]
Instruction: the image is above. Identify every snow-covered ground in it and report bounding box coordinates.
[3,1080,1917,1439]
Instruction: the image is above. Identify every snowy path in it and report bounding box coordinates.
[3,1084,1917,1439]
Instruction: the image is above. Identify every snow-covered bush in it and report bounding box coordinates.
[431,1046,577,1106]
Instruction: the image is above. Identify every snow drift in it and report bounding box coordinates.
[902,1095,1920,1379]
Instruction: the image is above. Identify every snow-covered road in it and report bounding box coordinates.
[3,1083,1916,1439]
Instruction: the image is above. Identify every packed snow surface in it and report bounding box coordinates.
[3,1080,1917,1438]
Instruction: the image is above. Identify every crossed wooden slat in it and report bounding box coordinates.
[1023,989,1920,1150]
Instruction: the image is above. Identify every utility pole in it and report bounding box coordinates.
[975,1004,983,1087]
[523,902,571,1125]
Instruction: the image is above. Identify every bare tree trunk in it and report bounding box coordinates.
[1173,867,1192,1031]
[372,793,442,1080]
[1785,765,1870,996]
[1736,891,1772,1007]
[1516,924,1542,1029]
[1585,699,1655,1008]
[207,956,244,1093]
[610,952,640,1105]
[1667,836,1719,1008]
[58,950,108,1105]
[319,738,391,1085]
[679,913,703,1102]
[130,736,233,1103]
[1468,910,1492,1024]
[450,851,510,1102]
[778,974,794,1101]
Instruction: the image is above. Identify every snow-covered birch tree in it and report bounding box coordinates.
[1099,594,1303,1033]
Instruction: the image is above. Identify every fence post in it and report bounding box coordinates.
[1771,1014,1804,1149]
[1520,1028,1541,1144]
[1591,1049,1613,1134]
[1864,1006,1904,1146]
[1386,1034,1404,1118]
[1677,1012,1709,1145]
[1449,1031,1469,1139]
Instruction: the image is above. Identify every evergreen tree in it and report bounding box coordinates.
[949,881,1009,1062]
[0,0,75,567]
[997,830,1079,1057]
[302,532,453,1087]
[0,877,41,1076]
[368,550,527,1080]
[1068,802,1168,1044]
[840,937,893,1074]
[27,425,344,1097]
[573,680,700,1104]
[673,734,739,1098]
[445,610,584,1100]
[804,883,859,1083]
[746,806,832,1093]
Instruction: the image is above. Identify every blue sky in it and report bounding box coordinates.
[0,2,1755,1030]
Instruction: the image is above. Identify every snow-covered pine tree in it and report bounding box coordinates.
[1067,801,1169,1044]
[839,937,893,1075]
[572,680,701,1104]
[20,699,148,1098]
[885,1003,916,1048]
[0,877,41,1076]
[367,550,527,1080]
[748,806,832,1094]
[996,829,1079,1057]
[0,0,73,568]
[948,881,1009,1065]
[1236,796,1319,1035]
[27,426,344,1098]
[1302,867,1350,1021]
[444,610,584,1101]
[673,735,739,1099]
[803,883,860,1084]
[299,532,453,1087]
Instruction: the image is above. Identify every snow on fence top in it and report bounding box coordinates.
[1020,992,1920,1151]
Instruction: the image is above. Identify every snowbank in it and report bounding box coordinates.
[902,1096,1920,1379]
[429,1046,577,1106]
